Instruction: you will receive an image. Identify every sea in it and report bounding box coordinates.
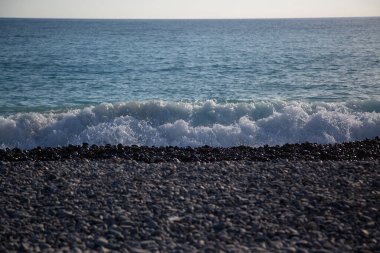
[1,18,380,149]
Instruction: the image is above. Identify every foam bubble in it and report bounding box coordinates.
[1,100,380,149]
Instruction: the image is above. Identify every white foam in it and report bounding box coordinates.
[1,100,380,149]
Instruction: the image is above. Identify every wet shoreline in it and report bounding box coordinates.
[1,137,380,162]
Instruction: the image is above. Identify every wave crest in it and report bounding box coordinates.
[1,100,380,149]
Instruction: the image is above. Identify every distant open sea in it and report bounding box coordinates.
[0,18,380,148]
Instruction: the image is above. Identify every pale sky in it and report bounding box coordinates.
[0,0,379,19]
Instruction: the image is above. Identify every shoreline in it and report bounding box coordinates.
[1,137,379,162]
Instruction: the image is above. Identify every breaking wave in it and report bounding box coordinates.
[1,100,380,149]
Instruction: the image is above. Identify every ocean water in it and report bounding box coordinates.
[1,18,380,148]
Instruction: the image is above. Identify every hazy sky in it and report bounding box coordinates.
[1,0,379,19]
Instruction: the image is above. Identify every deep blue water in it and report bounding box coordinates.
[0,18,380,148]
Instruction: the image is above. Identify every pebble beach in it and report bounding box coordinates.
[1,139,380,252]
[1,15,380,253]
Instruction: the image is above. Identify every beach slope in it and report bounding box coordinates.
[0,141,380,252]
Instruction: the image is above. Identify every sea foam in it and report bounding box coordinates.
[1,100,380,149]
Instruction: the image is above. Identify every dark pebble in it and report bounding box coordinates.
[0,140,379,252]
[0,137,379,162]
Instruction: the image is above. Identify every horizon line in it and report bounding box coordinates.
[0,15,379,21]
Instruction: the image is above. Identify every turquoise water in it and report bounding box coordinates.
[0,18,380,148]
